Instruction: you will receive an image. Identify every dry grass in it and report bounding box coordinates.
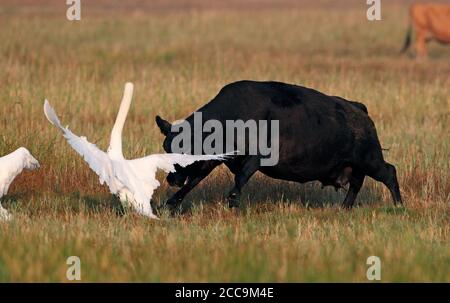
[0,0,448,282]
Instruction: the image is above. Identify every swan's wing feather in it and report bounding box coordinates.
[64,134,115,188]
[120,153,231,207]
[133,152,234,174]
[43,99,65,131]
[44,100,116,192]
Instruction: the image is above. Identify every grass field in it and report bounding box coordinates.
[0,0,448,282]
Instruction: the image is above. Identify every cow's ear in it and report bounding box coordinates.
[155,115,172,136]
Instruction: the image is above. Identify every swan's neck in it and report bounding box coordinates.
[108,83,134,159]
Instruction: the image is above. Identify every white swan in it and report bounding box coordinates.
[44,82,230,219]
[0,147,40,221]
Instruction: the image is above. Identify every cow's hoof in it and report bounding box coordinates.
[163,198,183,216]
[165,197,182,208]
[227,195,240,208]
[341,203,353,210]
[150,200,162,217]
[394,203,405,209]
[169,206,183,217]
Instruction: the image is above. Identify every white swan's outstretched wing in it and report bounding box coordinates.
[44,100,117,192]
[125,152,233,196]
[133,152,234,174]
[115,153,232,219]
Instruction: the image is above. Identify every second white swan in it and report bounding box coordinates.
[0,147,39,221]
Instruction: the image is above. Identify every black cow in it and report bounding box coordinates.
[155,80,402,211]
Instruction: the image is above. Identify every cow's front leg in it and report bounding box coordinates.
[165,163,219,214]
[166,177,201,210]
[227,156,260,208]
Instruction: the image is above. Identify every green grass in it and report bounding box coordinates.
[0,0,448,282]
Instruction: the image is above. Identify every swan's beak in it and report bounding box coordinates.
[32,157,40,169]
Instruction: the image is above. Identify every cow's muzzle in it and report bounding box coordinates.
[167,172,187,187]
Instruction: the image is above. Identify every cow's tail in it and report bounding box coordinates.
[400,23,412,53]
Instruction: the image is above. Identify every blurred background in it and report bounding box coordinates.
[0,0,448,282]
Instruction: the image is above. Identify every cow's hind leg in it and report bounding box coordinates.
[368,162,402,205]
[227,156,260,208]
[342,171,365,209]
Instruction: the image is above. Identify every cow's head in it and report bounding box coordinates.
[155,115,190,187]
[155,115,174,152]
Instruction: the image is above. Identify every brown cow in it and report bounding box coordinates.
[401,3,450,58]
